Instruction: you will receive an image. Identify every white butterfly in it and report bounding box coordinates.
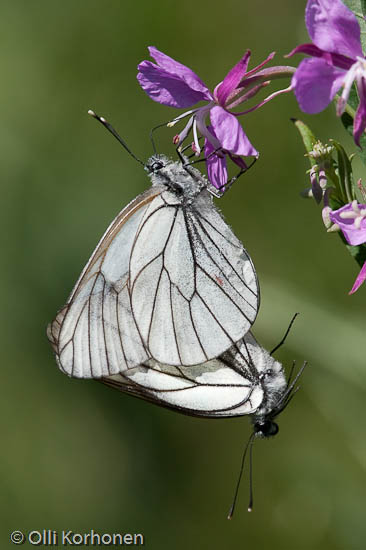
[100,330,288,419]
[48,151,259,377]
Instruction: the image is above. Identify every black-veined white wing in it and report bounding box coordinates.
[48,155,259,376]
[100,332,284,418]
[129,188,259,366]
[47,187,162,378]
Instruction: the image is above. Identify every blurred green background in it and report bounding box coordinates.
[2,1,365,549]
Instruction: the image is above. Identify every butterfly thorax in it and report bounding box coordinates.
[146,154,207,205]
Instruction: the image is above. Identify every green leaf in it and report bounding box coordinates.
[291,118,317,167]
[343,0,366,51]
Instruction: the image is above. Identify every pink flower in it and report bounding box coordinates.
[138,47,290,190]
[288,0,366,146]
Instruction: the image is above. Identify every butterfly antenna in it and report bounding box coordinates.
[270,312,299,355]
[248,433,255,512]
[88,110,144,166]
[227,432,255,519]
[149,121,170,155]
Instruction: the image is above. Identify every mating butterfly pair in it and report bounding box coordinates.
[47,113,304,515]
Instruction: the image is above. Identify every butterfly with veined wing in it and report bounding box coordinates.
[47,111,306,515]
[47,152,259,375]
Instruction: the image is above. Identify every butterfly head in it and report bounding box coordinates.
[146,154,206,203]
[253,419,279,439]
[145,154,167,174]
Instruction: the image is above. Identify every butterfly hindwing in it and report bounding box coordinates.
[47,187,163,378]
[101,331,268,417]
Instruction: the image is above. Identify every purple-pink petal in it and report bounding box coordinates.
[137,61,209,108]
[228,153,248,171]
[240,51,276,82]
[287,43,353,71]
[354,77,366,146]
[205,134,228,190]
[305,0,363,59]
[349,261,366,294]
[292,57,345,113]
[148,47,212,99]
[310,169,323,203]
[215,51,251,106]
[329,203,366,245]
[210,106,258,157]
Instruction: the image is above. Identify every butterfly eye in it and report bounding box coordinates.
[151,160,164,171]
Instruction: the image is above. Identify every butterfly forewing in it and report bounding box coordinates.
[129,188,259,366]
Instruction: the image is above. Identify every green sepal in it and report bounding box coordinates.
[291,118,317,167]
